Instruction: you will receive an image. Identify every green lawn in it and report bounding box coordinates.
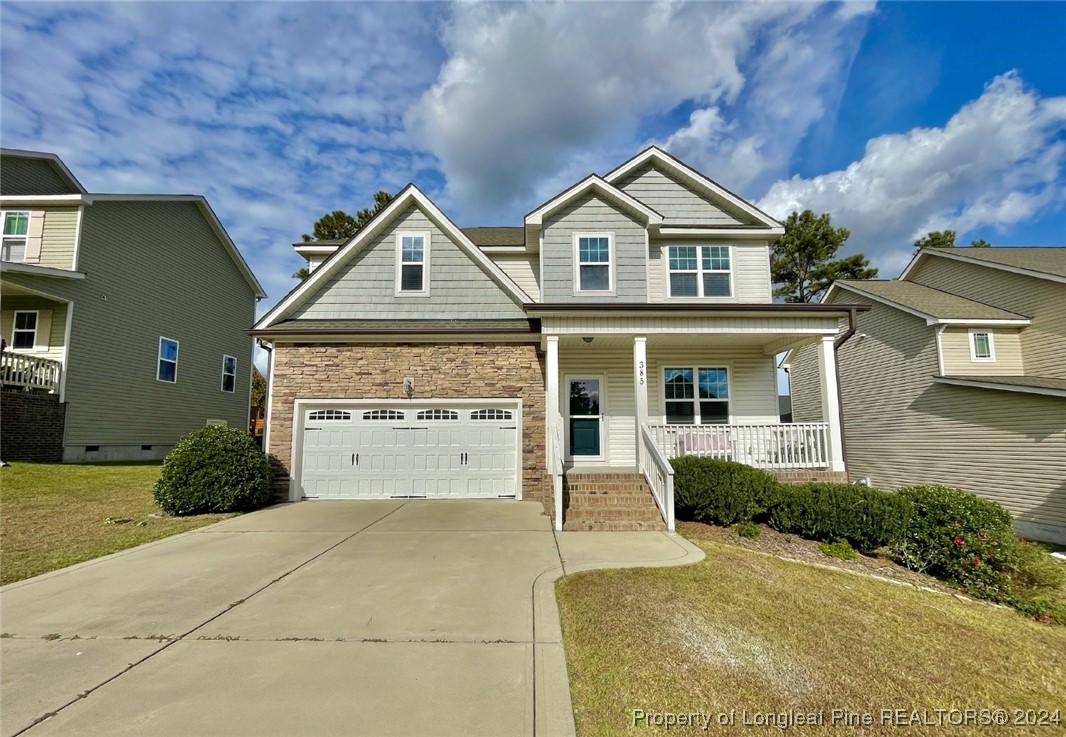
[556,540,1066,737]
[0,463,235,585]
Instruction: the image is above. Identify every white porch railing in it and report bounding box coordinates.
[639,424,675,532]
[649,422,830,470]
[1,352,61,393]
[550,423,564,532]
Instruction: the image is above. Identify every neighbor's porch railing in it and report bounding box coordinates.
[639,424,675,532]
[550,422,564,532]
[649,422,830,470]
[1,352,61,393]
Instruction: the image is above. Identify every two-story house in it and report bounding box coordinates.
[252,147,868,531]
[787,247,1066,543]
[0,149,266,462]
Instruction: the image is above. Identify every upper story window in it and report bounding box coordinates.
[667,245,732,298]
[221,355,237,393]
[969,330,995,362]
[157,337,179,383]
[574,233,613,292]
[396,232,429,294]
[12,310,38,349]
[663,367,730,424]
[2,211,30,262]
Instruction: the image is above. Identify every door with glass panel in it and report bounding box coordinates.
[567,377,602,459]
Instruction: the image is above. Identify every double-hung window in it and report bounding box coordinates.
[575,234,612,292]
[2,211,30,262]
[157,337,179,383]
[396,233,429,294]
[667,245,732,297]
[663,367,729,424]
[12,311,37,349]
[221,355,237,393]
[969,330,995,361]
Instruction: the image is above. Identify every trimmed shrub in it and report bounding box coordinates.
[154,425,272,515]
[894,485,1016,600]
[735,521,760,540]
[820,538,857,560]
[671,457,780,525]
[768,482,911,554]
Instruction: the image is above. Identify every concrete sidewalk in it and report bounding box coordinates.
[1,500,703,737]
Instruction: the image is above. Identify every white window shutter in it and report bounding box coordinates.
[25,211,45,263]
[34,309,52,351]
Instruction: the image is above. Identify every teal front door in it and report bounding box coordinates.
[568,378,601,457]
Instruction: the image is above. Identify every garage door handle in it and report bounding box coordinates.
[352,453,359,466]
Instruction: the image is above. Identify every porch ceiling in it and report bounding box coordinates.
[0,279,65,301]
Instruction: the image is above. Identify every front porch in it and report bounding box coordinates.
[542,321,848,532]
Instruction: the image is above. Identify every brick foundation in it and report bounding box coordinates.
[771,469,849,485]
[267,342,549,513]
[0,390,67,463]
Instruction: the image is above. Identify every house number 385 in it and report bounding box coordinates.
[638,360,645,386]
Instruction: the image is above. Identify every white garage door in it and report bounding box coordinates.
[300,404,519,499]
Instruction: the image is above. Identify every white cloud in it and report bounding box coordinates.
[758,72,1066,274]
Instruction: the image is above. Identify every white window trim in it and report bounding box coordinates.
[10,309,38,351]
[563,373,606,462]
[968,329,996,362]
[572,232,615,295]
[221,354,237,393]
[394,231,431,296]
[1,210,31,263]
[157,336,179,383]
[665,244,735,299]
[661,365,733,424]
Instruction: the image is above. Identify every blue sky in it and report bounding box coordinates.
[2,1,1064,312]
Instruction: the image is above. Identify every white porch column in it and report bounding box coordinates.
[633,336,648,466]
[545,336,562,530]
[817,335,846,473]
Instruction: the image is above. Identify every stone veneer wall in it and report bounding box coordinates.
[267,343,549,513]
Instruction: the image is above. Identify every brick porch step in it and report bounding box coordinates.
[562,471,666,532]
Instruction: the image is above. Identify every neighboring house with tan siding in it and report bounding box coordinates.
[253,146,869,532]
[787,247,1066,543]
[0,149,266,462]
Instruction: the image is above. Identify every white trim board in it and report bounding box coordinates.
[0,262,85,279]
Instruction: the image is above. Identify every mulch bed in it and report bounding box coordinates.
[679,520,957,594]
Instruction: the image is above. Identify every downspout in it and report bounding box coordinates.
[831,308,860,475]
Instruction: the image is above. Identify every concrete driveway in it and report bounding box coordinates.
[1,500,702,737]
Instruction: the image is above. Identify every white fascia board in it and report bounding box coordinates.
[932,318,1031,326]
[933,376,1066,398]
[658,226,784,238]
[524,175,663,227]
[0,194,90,206]
[293,244,342,255]
[0,262,86,279]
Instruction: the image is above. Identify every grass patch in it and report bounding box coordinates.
[0,462,236,585]
[556,540,1066,737]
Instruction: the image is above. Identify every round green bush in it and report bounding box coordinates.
[154,425,272,515]
[894,485,1016,599]
[768,482,911,554]
[670,457,780,525]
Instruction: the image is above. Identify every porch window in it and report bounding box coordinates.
[12,310,37,349]
[221,355,237,393]
[667,245,731,297]
[157,337,179,383]
[663,367,729,424]
[575,234,612,292]
[396,233,428,294]
[2,211,30,262]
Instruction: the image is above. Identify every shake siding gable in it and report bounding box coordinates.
[0,157,79,195]
[291,204,527,320]
[541,192,647,302]
[615,164,745,225]
[906,256,1066,378]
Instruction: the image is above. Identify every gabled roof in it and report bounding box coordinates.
[0,148,86,194]
[256,184,532,330]
[826,280,1030,325]
[901,246,1066,284]
[524,175,663,227]
[603,145,783,232]
[934,374,1066,399]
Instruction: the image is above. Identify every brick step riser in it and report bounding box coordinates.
[564,510,665,522]
[564,488,653,496]
[563,520,667,532]
[566,501,661,511]
[565,475,646,482]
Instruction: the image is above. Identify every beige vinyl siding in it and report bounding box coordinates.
[786,340,824,422]
[907,256,1066,378]
[558,345,778,467]
[292,205,525,320]
[615,164,745,225]
[648,240,772,303]
[4,200,257,449]
[1,300,67,363]
[491,253,540,301]
[940,327,1025,375]
[799,294,1066,536]
[36,207,79,270]
[0,157,79,196]
[541,192,647,302]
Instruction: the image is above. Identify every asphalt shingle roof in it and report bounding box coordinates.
[927,247,1066,279]
[254,319,536,334]
[835,280,1028,320]
[937,375,1066,392]
[461,227,526,247]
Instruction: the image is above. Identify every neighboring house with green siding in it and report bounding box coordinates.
[0,149,265,462]
[786,247,1066,543]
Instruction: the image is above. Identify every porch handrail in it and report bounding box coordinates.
[648,422,830,470]
[1,352,61,393]
[550,422,564,532]
[639,423,675,532]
